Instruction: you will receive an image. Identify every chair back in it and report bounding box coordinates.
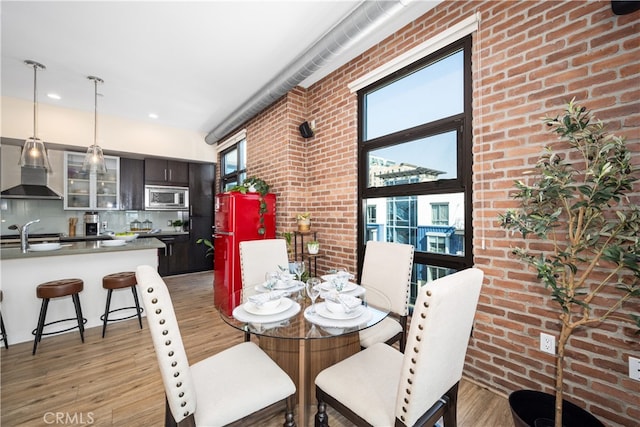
[135,265,196,424]
[395,267,483,426]
[360,240,414,315]
[239,239,289,298]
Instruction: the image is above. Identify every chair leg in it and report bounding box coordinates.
[131,286,143,329]
[102,289,113,338]
[0,310,8,349]
[315,400,328,427]
[399,316,408,353]
[442,382,459,427]
[33,298,49,355]
[72,293,85,343]
[283,395,296,427]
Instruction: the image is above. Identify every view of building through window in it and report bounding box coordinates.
[358,37,472,304]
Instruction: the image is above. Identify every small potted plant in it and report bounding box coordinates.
[196,238,213,258]
[172,220,184,232]
[307,240,320,254]
[296,212,311,232]
[229,177,271,235]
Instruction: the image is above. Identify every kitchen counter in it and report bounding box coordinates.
[0,237,166,260]
[0,238,164,345]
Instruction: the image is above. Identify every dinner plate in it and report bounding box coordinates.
[255,280,303,293]
[243,297,293,316]
[321,273,355,282]
[101,240,127,247]
[315,302,364,320]
[318,281,358,293]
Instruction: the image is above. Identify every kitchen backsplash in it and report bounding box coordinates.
[0,198,187,236]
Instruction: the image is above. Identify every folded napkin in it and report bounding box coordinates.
[321,291,361,310]
[248,291,284,306]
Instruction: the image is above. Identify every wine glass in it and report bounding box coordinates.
[264,271,279,290]
[306,277,321,313]
[293,261,305,282]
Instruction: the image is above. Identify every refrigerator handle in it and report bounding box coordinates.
[214,231,233,237]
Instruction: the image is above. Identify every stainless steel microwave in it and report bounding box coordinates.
[144,185,189,210]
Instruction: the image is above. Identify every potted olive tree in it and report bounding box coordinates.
[499,101,639,427]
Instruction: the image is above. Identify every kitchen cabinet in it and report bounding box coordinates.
[144,158,188,186]
[188,162,215,272]
[64,152,120,210]
[119,158,144,210]
[157,234,190,276]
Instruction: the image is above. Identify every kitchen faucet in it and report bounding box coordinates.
[9,219,41,253]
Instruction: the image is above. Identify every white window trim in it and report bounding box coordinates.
[216,129,246,154]
[348,13,480,93]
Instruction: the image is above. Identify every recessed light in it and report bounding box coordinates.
[47,93,61,100]
[148,113,158,119]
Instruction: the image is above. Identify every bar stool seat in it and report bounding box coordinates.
[0,290,8,349]
[101,272,143,338]
[32,278,86,355]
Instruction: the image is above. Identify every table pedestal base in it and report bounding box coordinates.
[259,332,360,425]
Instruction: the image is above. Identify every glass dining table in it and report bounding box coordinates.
[218,282,391,425]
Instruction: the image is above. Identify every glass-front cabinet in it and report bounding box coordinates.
[64,152,120,210]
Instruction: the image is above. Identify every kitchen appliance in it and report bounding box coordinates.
[213,192,276,314]
[84,211,99,236]
[144,185,189,210]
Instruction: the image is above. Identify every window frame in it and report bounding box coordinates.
[219,138,246,192]
[357,35,473,280]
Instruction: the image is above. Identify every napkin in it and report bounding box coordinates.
[248,291,284,306]
[322,291,361,310]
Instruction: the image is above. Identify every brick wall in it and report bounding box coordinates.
[229,1,639,425]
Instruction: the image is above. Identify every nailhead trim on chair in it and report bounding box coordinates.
[400,286,434,422]
[145,285,192,418]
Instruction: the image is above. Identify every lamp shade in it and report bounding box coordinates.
[82,144,107,173]
[20,137,52,169]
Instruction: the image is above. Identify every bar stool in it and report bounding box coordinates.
[101,272,143,338]
[32,279,86,355]
[0,290,8,349]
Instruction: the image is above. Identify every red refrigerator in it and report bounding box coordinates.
[213,192,276,314]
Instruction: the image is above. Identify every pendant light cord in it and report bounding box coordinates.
[25,60,46,139]
[87,76,103,147]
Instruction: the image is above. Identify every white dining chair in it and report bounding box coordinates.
[135,265,296,427]
[358,240,414,352]
[239,239,290,298]
[315,267,484,427]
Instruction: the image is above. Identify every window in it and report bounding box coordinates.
[358,36,473,305]
[219,138,246,191]
[431,203,449,225]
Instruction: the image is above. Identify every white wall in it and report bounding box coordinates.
[1,96,215,162]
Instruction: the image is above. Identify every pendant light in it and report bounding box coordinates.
[82,76,107,173]
[19,60,52,170]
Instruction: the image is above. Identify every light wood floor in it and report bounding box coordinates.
[1,271,513,426]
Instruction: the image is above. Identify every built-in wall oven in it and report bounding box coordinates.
[144,185,189,210]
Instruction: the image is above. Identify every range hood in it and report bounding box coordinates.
[1,167,62,200]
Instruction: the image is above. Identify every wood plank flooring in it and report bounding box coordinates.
[1,271,513,426]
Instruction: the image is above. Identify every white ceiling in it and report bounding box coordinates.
[1,1,438,141]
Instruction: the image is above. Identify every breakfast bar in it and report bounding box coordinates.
[0,238,165,345]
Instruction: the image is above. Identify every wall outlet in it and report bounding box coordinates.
[540,332,555,355]
[629,356,640,381]
[167,220,172,226]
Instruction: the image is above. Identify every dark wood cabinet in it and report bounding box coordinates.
[144,158,189,186]
[119,158,144,210]
[157,234,190,276]
[188,162,215,272]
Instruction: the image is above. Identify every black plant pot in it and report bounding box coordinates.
[509,390,604,427]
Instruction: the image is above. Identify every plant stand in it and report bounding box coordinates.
[294,231,323,277]
[509,390,604,427]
